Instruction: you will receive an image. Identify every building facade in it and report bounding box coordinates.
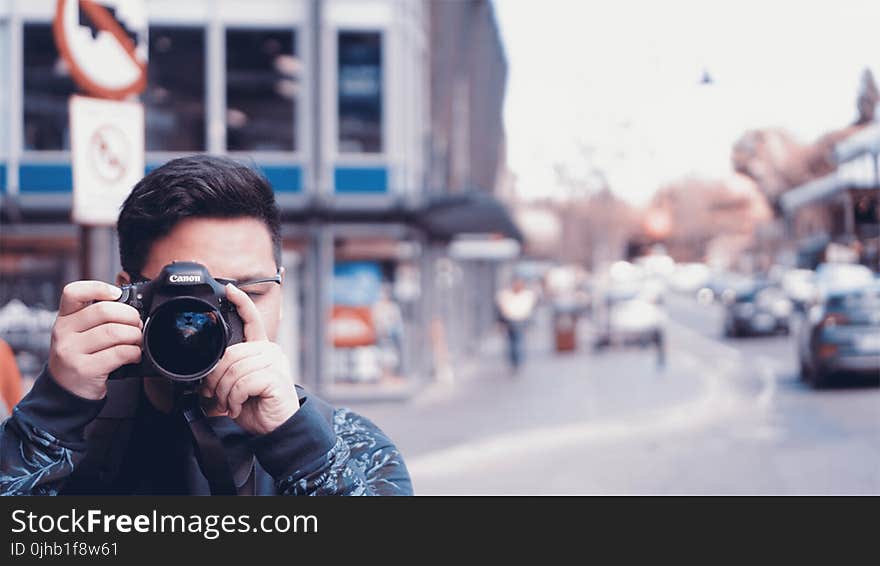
[0,0,512,398]
[780,122,880,270]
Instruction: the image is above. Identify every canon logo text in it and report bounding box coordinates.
[169,274,202,283]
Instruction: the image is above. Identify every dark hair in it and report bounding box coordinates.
[117,155,281,275]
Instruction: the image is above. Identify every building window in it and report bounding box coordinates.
[226,29,298,152]
[337,31,382,154]
[23,24,76,151]
[0,20,7,156]
[145,26,205,151]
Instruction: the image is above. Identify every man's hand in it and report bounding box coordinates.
[48,281,143,400]
[200,284,299,435]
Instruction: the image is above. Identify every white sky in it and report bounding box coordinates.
[494,0,880,205]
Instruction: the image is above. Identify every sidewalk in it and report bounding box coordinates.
[344,307,690,461]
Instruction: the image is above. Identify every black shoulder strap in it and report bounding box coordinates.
[176,390,238,496]
[63,377,143,493]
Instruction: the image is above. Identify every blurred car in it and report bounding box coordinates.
[780,268,817,312]
[0,299,56,356]
[796,281,880,388]
[813,262,874,296]
[722,282,792,337]
[594,281,664,349]
[668,262,711,295]
[697,271,751,305]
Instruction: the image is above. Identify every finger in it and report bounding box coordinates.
[80,323,143,354]
[89,344,142,376]
[225,284,268,342]
[59,281,122,316]
[214,355,272,411]
[201,341,264,398]
[226,373,273,419]
[69,301,143,332]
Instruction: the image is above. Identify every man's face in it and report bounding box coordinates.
[122,217,282,341]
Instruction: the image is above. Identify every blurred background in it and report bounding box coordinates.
[0,0,878,493]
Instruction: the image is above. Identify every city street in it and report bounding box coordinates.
[2,0,879,512]
[348,294,880,494]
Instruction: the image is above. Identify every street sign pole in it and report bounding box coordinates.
[53,0,148,282]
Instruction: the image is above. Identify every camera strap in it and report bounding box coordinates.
[175,390,238,496]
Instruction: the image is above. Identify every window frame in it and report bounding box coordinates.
[331,27,388,161]
[18,17,75,162]
[222,24,303,160]
[143,22,209,155]
[14,11,307,170]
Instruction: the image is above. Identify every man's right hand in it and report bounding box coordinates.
[48,281,143,400]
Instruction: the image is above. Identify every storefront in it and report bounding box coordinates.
[0,0,516,400]
[780,124,880,270]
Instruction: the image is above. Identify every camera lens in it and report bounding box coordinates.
[144,297,227,380]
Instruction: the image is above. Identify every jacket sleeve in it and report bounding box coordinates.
[0,368,105,496]
[252,391,412,496]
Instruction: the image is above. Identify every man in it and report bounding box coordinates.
[0,155,412,495]
[495,277,537,374]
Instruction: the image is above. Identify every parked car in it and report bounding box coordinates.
[813,263,874,296]
[594,280,664,349]
[697,271,751,305]
[796,281,880,388]
[668,262,711,295]
[780,268,817,312]
[722,282,792,337]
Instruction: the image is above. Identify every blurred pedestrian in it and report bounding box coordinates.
[496,277,537,374]
[654,328,666,370]
[373,283,404,378]
[0,338,24,416]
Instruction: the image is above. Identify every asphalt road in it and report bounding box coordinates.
[348,294,880,494]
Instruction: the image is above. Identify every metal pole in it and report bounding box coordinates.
[79,226,92,280]
[78,226,117,282]
[307,224,332,392]
[311,0,322,195]
[843,191,855,238]
[307,0,328,390]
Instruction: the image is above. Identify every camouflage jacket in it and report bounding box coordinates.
[0,369,412,496]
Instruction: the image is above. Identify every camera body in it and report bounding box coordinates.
[111,261,244,382]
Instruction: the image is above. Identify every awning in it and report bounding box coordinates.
[779,172,844,215]
[835,122,880,163]
[7,190,524,243]
[416,191,524,243]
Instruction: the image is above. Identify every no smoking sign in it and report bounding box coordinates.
[70,96,144,226]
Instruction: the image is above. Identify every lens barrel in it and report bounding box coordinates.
[143,297,228,381]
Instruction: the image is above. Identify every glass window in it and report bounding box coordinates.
[145,26,205,151]
[23,24,77,151]
[337,31,383,153]
[0,20,7,156]
[226,29,298,152]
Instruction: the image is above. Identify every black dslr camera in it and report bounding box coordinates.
[111,261,244,382]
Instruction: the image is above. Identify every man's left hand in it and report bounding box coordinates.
[200,284,299,435]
